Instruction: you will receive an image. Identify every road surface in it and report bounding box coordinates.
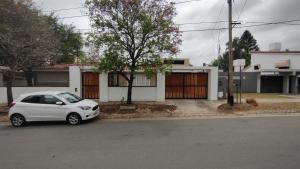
[1,117,300,169]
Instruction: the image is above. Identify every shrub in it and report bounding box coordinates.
[246,98,258,106]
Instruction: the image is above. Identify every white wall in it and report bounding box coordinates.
[0,66,80,103]
[100,73,108,102]
[247,53,300,71]
[107,87,157,101]
[100,72,165,102]
[69,66,81,96]
[156,73,165,101]
[207,67,218,101]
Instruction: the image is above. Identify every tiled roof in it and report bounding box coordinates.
[36,63,94,70]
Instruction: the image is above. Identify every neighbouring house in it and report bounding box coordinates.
[0,59,218,103]
[218,72,259,98]
[217,43,300,97]
[244,43,300,94]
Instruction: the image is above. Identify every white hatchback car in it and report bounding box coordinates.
[8,91,100,127]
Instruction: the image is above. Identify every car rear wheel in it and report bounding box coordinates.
[10,114,25,127]
[67,113,81,125]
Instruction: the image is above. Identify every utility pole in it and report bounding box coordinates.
[227,0,234,106]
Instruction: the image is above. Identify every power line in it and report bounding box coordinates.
[181,18,300,32]
[177,20,228,25]
[43,7,84,13]
[174,0,202,4]
[75,18,300,32]
[237,0,248,20]
[42,0,201,13]
[232,0,239,20]
[210,0,226,60]
[58,15,89,19]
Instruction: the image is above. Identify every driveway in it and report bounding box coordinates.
[1,117,300,169]
[166,99,220,116]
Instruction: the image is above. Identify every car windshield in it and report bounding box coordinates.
[57,92,83,103]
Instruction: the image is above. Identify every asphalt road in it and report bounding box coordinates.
[1,117,300,169]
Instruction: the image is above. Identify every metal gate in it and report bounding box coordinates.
[82,72,99,99]
[165,73,208,99]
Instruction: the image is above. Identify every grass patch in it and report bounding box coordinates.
[257,102,300,110]
[237,93,287,99]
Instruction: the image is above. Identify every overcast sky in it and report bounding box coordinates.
[33,0,300,66]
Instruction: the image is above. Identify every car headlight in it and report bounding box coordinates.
[78,106,91,110]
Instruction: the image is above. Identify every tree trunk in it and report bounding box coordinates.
[24,68,33,86]
[126,73,134,104]
[6,72,14,106]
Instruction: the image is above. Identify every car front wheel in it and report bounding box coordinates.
[10,114,25,127]
[67,113,81,125]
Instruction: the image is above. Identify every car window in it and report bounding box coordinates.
[57,92,82,103]
[43,95,61,104]
[21,95,43,104]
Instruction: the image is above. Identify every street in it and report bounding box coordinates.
[1,117,300,169]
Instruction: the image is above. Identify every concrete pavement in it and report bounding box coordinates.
[1,117,300,169]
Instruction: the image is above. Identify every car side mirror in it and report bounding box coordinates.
[56,101,64,105]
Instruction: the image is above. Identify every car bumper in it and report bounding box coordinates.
[82,109,100,120]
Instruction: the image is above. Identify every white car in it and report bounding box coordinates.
[8,91,100,127]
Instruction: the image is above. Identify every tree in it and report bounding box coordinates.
[86,0,181,104]
[211,30,259,71]
[240,30,259,66]
[0,0,59,103]
[22,14,85,86]
[46,15,84,64]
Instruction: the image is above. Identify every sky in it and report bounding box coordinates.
[33,0,300,66]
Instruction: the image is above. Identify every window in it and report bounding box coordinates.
[163,60,185,65]
[21,95,43,104]
[254,64,261,70]
[57,92,82,103]
[108,73,157,87]
[43,95,61,104]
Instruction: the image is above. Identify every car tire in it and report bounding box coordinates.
[10,114,26,127]
[67,113,81,125]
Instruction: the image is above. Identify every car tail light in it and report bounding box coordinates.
[9,102,16,108]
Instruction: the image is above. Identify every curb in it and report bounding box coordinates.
[100,113,300,122]
[2,113,300,125]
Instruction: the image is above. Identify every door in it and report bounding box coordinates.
[82,72,99,99]
[165,73,208,99]
[41,95,67,121]
[20,95,45,121]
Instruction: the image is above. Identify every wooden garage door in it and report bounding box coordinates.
[82,72,99,99]
[165,73,208,99]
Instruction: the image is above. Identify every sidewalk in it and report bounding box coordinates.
[1,96,300,122]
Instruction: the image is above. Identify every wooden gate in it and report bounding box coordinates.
[165,73,208,99]
[82,72,99,99]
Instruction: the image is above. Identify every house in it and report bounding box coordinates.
[218,71,259,97]
[244,43,300,94]
[0,59,218,103]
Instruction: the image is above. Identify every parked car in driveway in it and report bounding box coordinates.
[8,91,100,127]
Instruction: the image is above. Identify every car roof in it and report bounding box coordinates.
[20,91,67,97]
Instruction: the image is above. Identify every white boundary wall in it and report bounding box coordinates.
[100,72,165,102]
[0,66,81,103]
[0,65,218,103]
[99,67,218,102]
